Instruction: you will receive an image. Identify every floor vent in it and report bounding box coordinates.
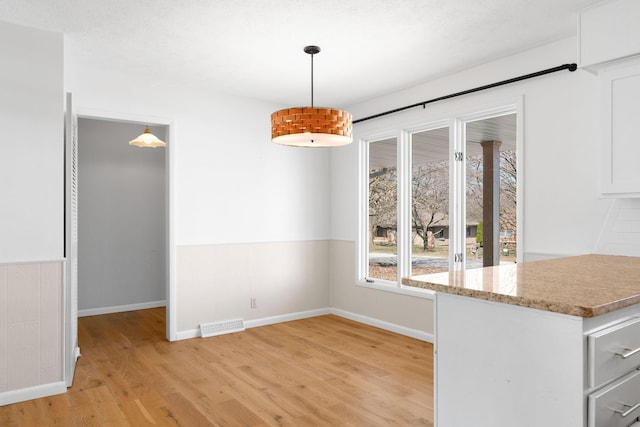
[200,319,245,338]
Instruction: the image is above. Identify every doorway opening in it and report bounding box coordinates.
[77,118,167,324]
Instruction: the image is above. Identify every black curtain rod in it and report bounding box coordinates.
[353,63,578,124]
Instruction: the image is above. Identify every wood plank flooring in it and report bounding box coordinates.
[1,308,434,426]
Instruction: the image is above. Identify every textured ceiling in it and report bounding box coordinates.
[0,0,598,108]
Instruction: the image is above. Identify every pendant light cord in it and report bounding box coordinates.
[310,52,314,108]
[304,45,321,108]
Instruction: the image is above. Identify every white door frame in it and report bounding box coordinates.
[73,108,177,342]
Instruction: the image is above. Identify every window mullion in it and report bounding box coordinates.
[397,130,411,283]
[450,119,466,271]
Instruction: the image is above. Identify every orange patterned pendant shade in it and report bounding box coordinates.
[271,46,352,148]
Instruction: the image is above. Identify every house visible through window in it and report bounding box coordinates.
[359,105,520,290]
[368,137,398,282]
[410,126,450,277]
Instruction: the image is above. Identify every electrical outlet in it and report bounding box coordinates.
[250,298,256,309]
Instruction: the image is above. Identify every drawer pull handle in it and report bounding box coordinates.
[616,347,640,359]
[614,402,640,418]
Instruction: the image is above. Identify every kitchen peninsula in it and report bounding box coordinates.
[403,255,640,427]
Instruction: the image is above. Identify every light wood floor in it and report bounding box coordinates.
[1,308,434,426]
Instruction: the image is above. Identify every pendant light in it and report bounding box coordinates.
[129,127,166,148]
[271,45,352,148]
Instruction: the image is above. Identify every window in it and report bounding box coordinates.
[359,104,521,292]
[411,126,450,277]
[464,114,518,269]
[367,137,398,282]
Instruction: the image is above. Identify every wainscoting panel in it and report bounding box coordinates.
[0,265,7,393]
[0,261,63,397]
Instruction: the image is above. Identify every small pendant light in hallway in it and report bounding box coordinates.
[129,127,166,148]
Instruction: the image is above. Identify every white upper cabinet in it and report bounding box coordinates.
[579,0,640,197]
[579,0,640,70]
[600,61,640,197]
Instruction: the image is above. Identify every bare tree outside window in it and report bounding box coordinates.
[411,160,449,252]
[410,127,450,276]
[500,150,517,236]
[369,166,397,246]
[362,111,518,284]
[368,139,398,282]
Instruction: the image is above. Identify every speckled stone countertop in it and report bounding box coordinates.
[402,254,640,317]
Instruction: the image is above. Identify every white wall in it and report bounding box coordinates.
[595,198,640,256]
[330,36,622,335]
[0,21,66,404]
[0,21,63,262]
[65,51,333,336]
[77,119,166,313]
[65,65,332,246]
[330,240,435,338]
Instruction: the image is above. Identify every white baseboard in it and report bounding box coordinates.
[78,300,166,317]
[0,381,67,406]
[244,308,331,329]
[175,328,200,340]
[175,307,433,343]
[175,308,332,340]
[522,252,578,262]
[330,308,434,343]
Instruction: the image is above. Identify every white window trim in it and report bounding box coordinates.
[453,101,525,269]
[358,130,399,285]
[357,98,524,299]
[400,121,453,283]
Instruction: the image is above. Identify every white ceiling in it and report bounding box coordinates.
[0,0,598,109]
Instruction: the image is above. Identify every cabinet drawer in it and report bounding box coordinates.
[589,317,640,388]
[589,369,640,427]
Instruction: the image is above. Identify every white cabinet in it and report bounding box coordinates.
[600,61,640,197]
[589,317,640,387]
[578,0,640,197]
[435,293,585,427]
[433,292,640,427]
[588,318,640,427]
[589,370,640,427]
[579,0,640,70]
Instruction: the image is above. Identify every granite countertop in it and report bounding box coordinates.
[402,254,640,317]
